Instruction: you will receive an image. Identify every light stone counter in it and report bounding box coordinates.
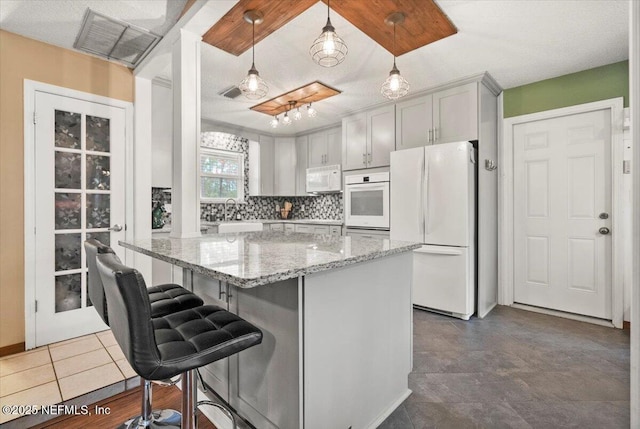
[120,231,419,288]
[201,218,344,227]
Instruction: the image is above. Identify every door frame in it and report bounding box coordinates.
[23,80,134,349]
[499,97,625,328]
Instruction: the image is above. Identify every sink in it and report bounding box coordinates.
[217,222,264,233]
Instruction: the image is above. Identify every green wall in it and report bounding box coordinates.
[503,60,629,118]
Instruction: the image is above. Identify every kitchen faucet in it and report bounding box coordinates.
[224,198,237,221]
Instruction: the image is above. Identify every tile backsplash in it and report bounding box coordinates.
[154,132,343,225]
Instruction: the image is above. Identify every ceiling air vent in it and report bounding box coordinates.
[219,86,242,99]
[74,9,161,68]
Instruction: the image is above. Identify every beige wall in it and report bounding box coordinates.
[0,30,134,349]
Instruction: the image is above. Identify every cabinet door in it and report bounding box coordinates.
[259,135,275,195]
[329,225,342,236]
[308,132,327,168]
[295,224,313,233]
[229,280,300,429]
[312,225,330,234]
[274,137,296,196]
[367,105,395,168]
[192,273,230,401]
[396,95,432,149]
[325,127,342,166]
[270,223,284,231]
[284,223,295,232]
[342,113,367,171]
[432,82,478,144]
[295,136,308,196]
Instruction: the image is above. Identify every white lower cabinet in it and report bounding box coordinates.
[192,273,300,429]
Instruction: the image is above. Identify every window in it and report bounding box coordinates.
[199,148,245,202]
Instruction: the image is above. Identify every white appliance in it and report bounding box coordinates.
[306,164,341,193]
[390,142,475,320]
[344,172,390,230]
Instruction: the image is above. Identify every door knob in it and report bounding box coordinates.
[599,227,610,235]
[599,212,609,219]
[108,224,123,232]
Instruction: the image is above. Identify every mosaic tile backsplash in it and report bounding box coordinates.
[152,132,343,225]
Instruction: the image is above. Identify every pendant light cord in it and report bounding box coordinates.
[327,0,330,19]
[252,19,255,65]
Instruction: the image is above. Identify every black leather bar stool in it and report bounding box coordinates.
[97,252,263,429]
[85,239,204,428]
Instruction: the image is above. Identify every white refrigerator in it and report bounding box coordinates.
[390,141,476,320]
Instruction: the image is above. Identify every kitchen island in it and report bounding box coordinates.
[120,231,419,429]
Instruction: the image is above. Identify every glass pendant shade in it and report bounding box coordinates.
[270,115,279,128]
[240,64,268,99]
[293,108,302,121]
[307,103,317,118]
[381,62,410,100]
[282,112,292,126]
[310,0,347,67]
[240,11,268,99]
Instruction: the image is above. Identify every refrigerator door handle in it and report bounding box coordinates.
[424,155,430,236]
[414,247,463,256]
[420,155,425,236]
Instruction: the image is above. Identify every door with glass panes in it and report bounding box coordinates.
[33,91,125,346]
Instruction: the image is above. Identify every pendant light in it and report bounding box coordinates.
[270,115,279,128]
[307,103,317,118]
[309,0,348,67]
[381,12,409,100]
[239,10,268,99]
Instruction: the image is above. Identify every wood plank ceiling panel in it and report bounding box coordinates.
[250,81,342,116]
[203,0,318,56]
[324,0,457,56]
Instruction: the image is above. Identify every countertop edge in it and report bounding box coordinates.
[120,241,420,288]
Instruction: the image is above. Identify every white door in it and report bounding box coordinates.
[33,91,126,346]
[513,109,612,319]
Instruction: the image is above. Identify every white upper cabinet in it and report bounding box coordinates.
[295,135,308,196]
[395,95,432,150]
[367,105,395,168]
[395,82,479,149]
[307,126,341,168]
[432,82,478,144]
[342,113,367,170]
[258,135,275,195]
[342,104,395,171]
[274,137,296,196]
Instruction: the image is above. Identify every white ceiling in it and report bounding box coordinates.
[0,0,630,135]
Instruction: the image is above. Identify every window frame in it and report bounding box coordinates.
[198,147,245,203]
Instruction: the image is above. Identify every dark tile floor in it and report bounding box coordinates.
[380,305,630,429]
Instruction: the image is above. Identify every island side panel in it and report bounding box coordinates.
[303,252,413,429]
[229,278,300,429]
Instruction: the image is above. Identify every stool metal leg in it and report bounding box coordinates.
[181,370,197,429]
[118,378,181,429]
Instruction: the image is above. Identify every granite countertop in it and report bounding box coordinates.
[120,231,419,288]
[201,219,344,227]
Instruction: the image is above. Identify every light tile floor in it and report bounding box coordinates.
[0,330,136,424]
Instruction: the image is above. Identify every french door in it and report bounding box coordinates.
[32,91,126,346]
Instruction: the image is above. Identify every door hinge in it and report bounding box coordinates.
[33,112,37,125]
[35,300,38,313]
[623,160,631,174]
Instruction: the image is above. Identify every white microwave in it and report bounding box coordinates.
[306,165,341,193]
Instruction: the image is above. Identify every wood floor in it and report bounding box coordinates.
[32,384,217,429]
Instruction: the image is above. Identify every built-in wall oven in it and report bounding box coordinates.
[344,172,390,230]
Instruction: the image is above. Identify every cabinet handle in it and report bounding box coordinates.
[434,127,438,142]
[368,153,372,163]
[362,153,366,165]
[428,129,432,143]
